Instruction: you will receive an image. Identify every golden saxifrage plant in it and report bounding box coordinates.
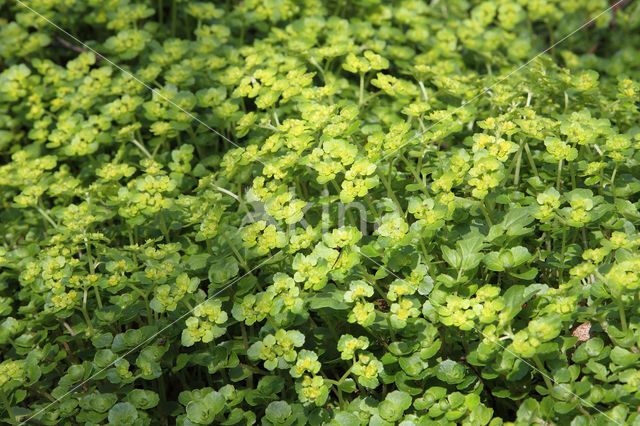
[1,0,640,425]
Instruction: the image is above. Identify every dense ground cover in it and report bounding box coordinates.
[1,0,640,424]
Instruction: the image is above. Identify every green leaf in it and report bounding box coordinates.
[94,349,117,368]
[387,246,419,271]
[92,333,114,349]
[257,376,285,395]
[585,338,604,357]
[330,412,360,426]
[399,353,427,377]
[208,257,239,284]
[483,252,504,271]
[187,400,216,425]
[265,401,292,424]
[108,402,138,425]
[185,253,210,270]
[509,267,538,280]
[307,284,349,310]
[386,390,412,410]
[127,389,160,409]
[610,346,639,367]
[506,246,532,267]
[378,400,402,422]
[442,245,461,269]
[503,284,545,320]
[436,360,466,384]
[338,378,357,393]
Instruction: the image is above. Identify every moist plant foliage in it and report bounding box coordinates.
[1,0,640,425]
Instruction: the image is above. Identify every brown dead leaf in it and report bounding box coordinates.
[572,321,591,342]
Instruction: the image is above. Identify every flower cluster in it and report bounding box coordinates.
[181,300,228,347]
[247,329,305,371]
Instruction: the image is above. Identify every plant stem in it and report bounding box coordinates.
[418,80,429,102]
[400,155,429,195]
[93,286,103,309]
[556,159,563,190]
[36,203,58,229]
[480,203,493,227]
[611,164,618,204]
[84,240,103,308]
[131,138,152,159]
[359,72,365,106]
[533,355,553,391]
[617,294,628,332]
[367,275,390,304]
[513,140,524,186]
[559,226,567,283]
[376,168,403,215]
[523,143,539,179]
[222,233,249,272]
[129,284,154,324]
[85,240,95,274]
[0,387,17,425]
[337,363,354,385]
[159,212,170,242]
[81,289,94,334]
[240,323,253,388]
[171,0,177,37]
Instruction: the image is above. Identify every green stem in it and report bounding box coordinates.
[36,204,58,229]
[93,286,103,310]
[559,226,567,283]
[400,155,429,195]
[376,168,403,215]
[336,385,346,408]
[151,135,165,159]
[131,138,152,159]
[171,0,177,37]
[0,387,17,425]
[159,212,170,242]
[85,240,95,274]
[81,289,94,334]
[617,294,628,333]
[366,274,390,304]
[523,143,539,179]
[385,314,397,341]
[337,363,355,385]
[359,72,365,106]
[240,323,253,388]
[418,80,429,102]
[480,203,493,227]
[89,237,104,309]
[593,275,627,340]
[307,56,326,83]
[513,139,524,186]
[129,284,153,324]
[222,233,249,272]
[533,355,553,391]
[556,159,563,191]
